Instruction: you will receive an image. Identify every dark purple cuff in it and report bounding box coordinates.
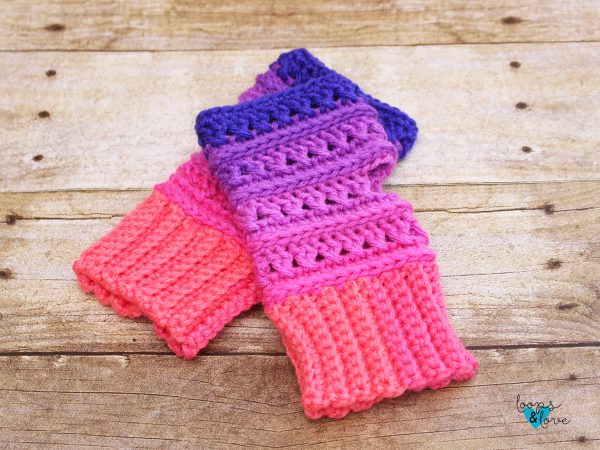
[272,49,418,158]
[195,73,362,150]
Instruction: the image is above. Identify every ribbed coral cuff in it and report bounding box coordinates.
[73,189,258,358]
[238,48,418,159]
[265,260,477,420]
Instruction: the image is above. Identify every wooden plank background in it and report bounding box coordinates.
[0,1,599,448]
[2,0,600,50]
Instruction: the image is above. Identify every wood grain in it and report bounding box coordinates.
[0,349,598,448]
[2,181,599,219]
[1,44,599,192]
[2,0,600,51]
[1,182,598,353]
[2,3,599,444]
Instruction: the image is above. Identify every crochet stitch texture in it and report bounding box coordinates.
[239,48,418,159]
[197,73,477,419]
[73,49,418,360]
[73,156,259,358]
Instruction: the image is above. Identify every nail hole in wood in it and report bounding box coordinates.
[5,214,21,225]
[546,258,562,270]
[515,102,528,109]
[501,16,522,25]
[32,154,44,162]
[521,145,532,153]
[558,302,579,311]
[45,23,66,32]
[0,269,12,279]
[543,203,555,215]
[510,61,521,68]
[46,69,57,77]
[38,110,51,118]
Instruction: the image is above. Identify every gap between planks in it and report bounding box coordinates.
[2,39,600,54]
[1,341,600,358]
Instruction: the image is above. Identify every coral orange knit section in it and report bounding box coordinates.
[266,260,477,420]
[73,190,258,358]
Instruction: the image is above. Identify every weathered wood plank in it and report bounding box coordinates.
[2,180,599,219]
[0,349,598,448]
[1,182,598,353]
[0,280,276,355]
[5,182,600,280]
[2,183,599,281]
[1,44,599,191]
[2,0,600,51]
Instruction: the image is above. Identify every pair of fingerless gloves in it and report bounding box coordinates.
[74,49,477,420]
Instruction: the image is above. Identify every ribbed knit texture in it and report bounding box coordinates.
[268,261,477,419]
[197,74,477,419]
[239,49,418,159]
[73,156,259,359]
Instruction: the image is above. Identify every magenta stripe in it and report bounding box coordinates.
[155,156,245,247]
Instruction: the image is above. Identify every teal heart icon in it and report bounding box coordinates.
[524,406,550,429]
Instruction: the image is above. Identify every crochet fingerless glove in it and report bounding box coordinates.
[73,49,418,359]
[197,74,477,419]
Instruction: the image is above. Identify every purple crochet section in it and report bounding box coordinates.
[197,76,431,303]
[206,101,394,204]
[196,73,362,149]
[238,49,418,160]
[239,63,289,103]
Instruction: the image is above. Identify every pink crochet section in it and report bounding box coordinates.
[199,81,478,419]
[266,260,477,420]
[155,153,244,247]
[74,172,259,358]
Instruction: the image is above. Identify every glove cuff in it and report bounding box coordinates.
[238,48,418,158]
[197,73,364,149]
[74,175,259,358]
[266,260,477,420]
